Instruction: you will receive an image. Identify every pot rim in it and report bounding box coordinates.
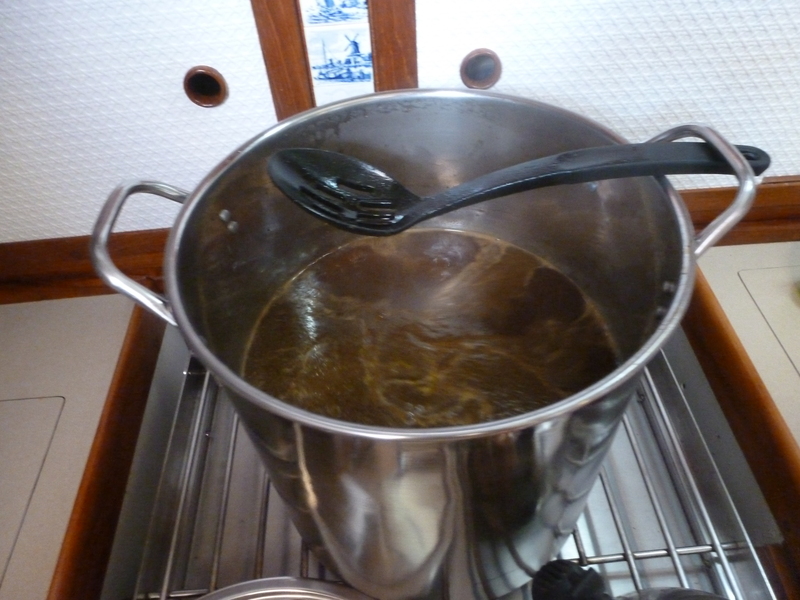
[163,88,696,442]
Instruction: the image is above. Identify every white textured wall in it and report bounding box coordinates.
[1,1,799,242]
[417,0,800,188]
[0,0,276,243]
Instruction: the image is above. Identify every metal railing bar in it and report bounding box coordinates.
[143,591,208,600]
[301,541,310,578]
[159,373,217,600]
[570,523,591,565]
[642,366,743,600]
[658,353,778,600]
[599,469,644,590]
[577,540,746,565]
[132,359,207,600]
[621,408,690,587]
[256,476,271,579]
[208,412,239,592]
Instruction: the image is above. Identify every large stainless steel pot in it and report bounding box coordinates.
[92,90,756,600]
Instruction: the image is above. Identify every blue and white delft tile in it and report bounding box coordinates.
[300,0,369,25]
[305,23,374,105]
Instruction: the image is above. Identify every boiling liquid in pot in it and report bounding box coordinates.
[242,229,618,428]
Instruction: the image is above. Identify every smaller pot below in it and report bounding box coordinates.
[199,577,374,600]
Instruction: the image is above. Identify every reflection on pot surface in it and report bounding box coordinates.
[239,383,632,600]
[242,229,618,428]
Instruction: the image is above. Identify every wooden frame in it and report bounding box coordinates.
[248,0,417,121]
[250,0,315,119]
[682,175,800,246]
[2,180,797,306]
[369,0,418,91]
[0,229,168,304]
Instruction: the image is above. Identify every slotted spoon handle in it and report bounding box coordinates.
[415,141,769,224]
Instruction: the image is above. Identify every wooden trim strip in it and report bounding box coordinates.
[683,269,800,575]
[2,178,797,306]
[250,0,315,120]
[369,0,418,91]
[46,306,166,600]
[0,229,168,305]
[681,176,800,246]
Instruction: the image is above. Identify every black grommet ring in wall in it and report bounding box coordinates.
[460,49,503,89]
[184,66,228,107]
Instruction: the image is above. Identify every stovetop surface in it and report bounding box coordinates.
[101,328,780,600]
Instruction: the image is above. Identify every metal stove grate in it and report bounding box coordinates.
[119,331,778,600]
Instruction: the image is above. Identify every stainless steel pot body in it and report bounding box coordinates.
[92,90,756,600]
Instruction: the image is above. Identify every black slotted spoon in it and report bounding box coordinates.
[267,140,769,236]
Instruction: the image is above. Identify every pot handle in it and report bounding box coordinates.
[647,124,759,258]
[91,180,189,326]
